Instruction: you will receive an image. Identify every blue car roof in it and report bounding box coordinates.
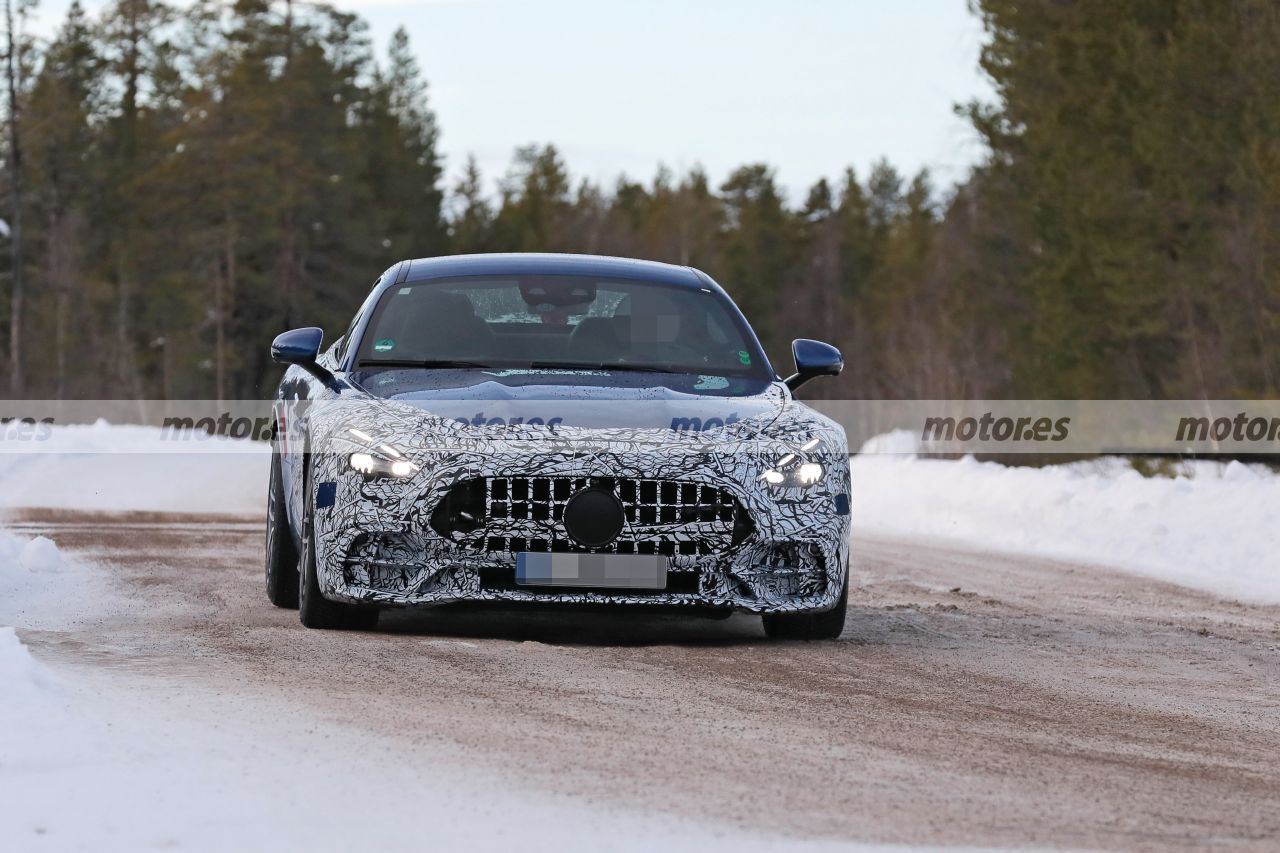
[400,253,711,290]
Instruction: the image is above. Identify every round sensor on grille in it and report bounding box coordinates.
[563,487,625,548]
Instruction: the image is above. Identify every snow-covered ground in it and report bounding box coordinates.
[2,424,1276,850]
[0,425,881,851]
[854,431,1279,605]
[2,614,870,853]
[0,532,79,631]
[0,420,268,514]
[2,529,874,852]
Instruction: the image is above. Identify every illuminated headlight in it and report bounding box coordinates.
[761,461,824,489]
[345,429,418,479]
[348,452,417,479]
[797,462,823,484]
[760,438,825,490]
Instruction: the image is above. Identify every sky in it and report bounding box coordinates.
[29,0,995,203]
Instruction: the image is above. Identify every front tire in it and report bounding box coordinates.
[265,441,300,609]
[762,568,848,640]
[297,466,379,631]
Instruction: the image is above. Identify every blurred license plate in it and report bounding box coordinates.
[515,553,668,589]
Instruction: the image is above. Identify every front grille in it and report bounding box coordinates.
[431,476,752,556]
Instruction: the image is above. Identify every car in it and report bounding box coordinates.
[265,253,851,639]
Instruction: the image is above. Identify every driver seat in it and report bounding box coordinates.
[393,291,490,359]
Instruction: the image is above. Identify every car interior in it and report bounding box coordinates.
[366,279,746,373]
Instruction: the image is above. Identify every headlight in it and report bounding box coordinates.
[761,438,825,490]
[345,428,418,479]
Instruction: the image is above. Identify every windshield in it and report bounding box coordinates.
[354,275,770,379]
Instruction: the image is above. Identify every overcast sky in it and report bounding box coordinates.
[30,0,994,203]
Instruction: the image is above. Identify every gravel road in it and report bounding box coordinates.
[10,509,1280,850]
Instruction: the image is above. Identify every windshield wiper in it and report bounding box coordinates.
[358,359,492,369]
[526,361,676,374]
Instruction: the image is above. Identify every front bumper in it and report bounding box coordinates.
[308,446,851,615]
[335,535,843,613]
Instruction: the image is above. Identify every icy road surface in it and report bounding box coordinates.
[4,509,1279,851]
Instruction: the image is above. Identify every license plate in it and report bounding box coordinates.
[515,552,668,589]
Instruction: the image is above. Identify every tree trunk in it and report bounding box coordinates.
[5,0,24,397]
[115,3,144,409]
[50,209,65,400]
[216,220,238,405]
[279,222,295,331]
[214,260,224,406]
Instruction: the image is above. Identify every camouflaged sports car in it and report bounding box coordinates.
[265,254,850,638]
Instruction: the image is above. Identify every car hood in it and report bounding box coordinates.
[347,368,787,434]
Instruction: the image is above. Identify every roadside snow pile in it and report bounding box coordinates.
[0,626,59,700]
[856,428,921,455]
[0,627,92,774]
[0,531,88,629]
[1,532,62,574]
[0,421,268,514]
[851,453,1280,604]
[17,535,62,572]
[0,532,57,597]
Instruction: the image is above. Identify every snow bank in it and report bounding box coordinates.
[1,531,66,613]
[856,428,921,456]
[2,628,871,852]
[1,529,117,632]
[0,627,95,776]
[0,421,268,514]
[19,535,62,572]
[0,531,62,576]
[0,626,62,713]
[851,453,1280,604]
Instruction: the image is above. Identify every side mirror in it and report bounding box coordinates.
[785,338,843,392]
[271,327,323,365]
[271,327,337,388]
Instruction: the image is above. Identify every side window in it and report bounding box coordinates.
[322,337,344,366]
[333,318,357,364]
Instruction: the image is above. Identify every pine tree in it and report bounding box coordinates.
[97,0,174,398]
[493,144,573,251]
[718,163,794,361]
[449,155,493,253]
[364,25,446,259]
[965,0,1280,398]
[786,178,844,398]
[2,0,34,395]
[25,1,103,399]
